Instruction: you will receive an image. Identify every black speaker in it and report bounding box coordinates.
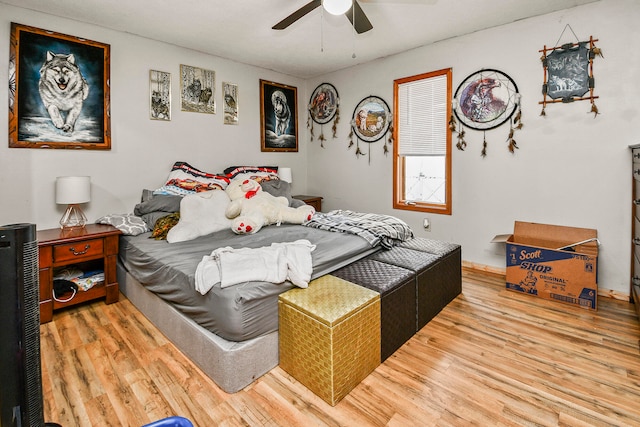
[0,223,44,427]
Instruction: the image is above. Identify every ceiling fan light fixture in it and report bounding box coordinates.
[323,0,351,16]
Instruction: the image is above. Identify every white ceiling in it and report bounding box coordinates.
[2,0,599,79]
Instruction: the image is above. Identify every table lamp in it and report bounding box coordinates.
[278,167,293,184]
[56,176,91,229]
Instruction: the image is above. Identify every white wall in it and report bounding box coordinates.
[0,4,308,230]
[306,0,639,297]
[1,0,637,298]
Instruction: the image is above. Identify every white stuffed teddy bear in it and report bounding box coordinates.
[225,178,315,234]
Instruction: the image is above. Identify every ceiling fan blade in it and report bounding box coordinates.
[345,1,373,34]
[273,0,322,30]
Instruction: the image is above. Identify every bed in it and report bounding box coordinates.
[118,223,389,392]
[111,162,453,393]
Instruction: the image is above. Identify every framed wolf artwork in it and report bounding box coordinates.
[260,79,298,152]
[150,70,171,121]
[222,82,238,125]
[180,64,216,114]
[8,23,111,150]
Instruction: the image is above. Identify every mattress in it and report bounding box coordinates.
[118,224,378,341]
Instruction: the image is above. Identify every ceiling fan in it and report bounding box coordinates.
[273,0,374,34]
[273,0,436,34]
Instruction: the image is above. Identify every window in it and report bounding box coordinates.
[393,68,452,215]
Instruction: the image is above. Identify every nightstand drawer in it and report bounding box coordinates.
[53,238,103,262]
[293,195,323,212]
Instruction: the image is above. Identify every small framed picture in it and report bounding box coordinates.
[223,82,238,125]
[149,70,171,121]
[260,79,298,152]
[180,64,216,114]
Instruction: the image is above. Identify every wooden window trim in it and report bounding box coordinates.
[393,68,452,215]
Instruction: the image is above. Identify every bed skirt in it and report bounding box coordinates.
[116,263,279,393]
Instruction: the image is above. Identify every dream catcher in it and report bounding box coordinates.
[308,83,340,147]
[348,95,393,163]
[539,25,602,117]
[451,69,522,157]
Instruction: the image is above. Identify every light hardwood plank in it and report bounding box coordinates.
[41,267,640,426]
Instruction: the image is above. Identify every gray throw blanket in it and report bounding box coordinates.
[304,209,414,249]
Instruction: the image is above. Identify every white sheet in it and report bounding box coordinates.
[195,239,316,294]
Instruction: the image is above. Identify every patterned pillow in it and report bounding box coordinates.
[155,162,230,196]
[224,166,279,183]
[95,214,148,235]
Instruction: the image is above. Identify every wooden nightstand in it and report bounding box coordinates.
[293,195,323,212]
[37,224,121,323]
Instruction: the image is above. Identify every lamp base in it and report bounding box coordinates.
[60,204,88,229]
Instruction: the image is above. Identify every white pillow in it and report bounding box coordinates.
[166,190,231,243]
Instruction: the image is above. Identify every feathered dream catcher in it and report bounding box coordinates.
[308,82,340,147]
[539,25,602,117]
[450,69,522,157]
[348,95,393,163]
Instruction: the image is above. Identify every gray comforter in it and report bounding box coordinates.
[118,224,379,341]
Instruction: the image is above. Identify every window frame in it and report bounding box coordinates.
[393,68,452,215]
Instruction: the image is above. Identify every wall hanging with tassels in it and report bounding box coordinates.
[539,25,602,118]
[347,95,393,164]
[308,82,340,147]
[450,69,522,157]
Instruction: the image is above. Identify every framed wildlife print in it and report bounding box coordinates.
[149,70,171,121]
[453,69,519,131]
[9,22,111,150]
[539,35,601,117]
[223,82,238,125]
[260,79,298,152]
[351,95,391,143]
[309,82,339,125]
[180,64,216,114]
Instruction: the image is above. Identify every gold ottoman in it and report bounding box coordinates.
[278,275,381,406]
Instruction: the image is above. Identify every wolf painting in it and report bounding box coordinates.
[38,51,89,133]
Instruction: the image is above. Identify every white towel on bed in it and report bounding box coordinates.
[195,239,316,295]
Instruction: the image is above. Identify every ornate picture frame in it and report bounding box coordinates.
[180,64,216,114]
[149,70,171,121]
[9,22,111,150]
[222,82,238,125]
[260,79,298,152]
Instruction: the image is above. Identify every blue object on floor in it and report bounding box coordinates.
[142,416,194,427]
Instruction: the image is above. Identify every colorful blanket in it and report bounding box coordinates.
[304,209,413,249]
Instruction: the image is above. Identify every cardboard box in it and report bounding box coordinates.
[496,221,598,310]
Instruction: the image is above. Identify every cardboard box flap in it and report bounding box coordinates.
[513,221,597,255]
[490,233,511,244]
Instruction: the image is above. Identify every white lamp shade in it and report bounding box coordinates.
[323,0,351,15]
[278,167,293,184]
[56,176,91,204]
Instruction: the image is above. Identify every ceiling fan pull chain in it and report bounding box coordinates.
[352,3,356,58]
[321,5,325,52]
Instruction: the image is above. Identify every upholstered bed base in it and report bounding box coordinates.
[116,237,462,394]
[117,263,279,393]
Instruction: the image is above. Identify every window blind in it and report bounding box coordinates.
[397,74,448,156]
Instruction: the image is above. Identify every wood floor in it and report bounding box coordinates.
[41,268,640,427]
